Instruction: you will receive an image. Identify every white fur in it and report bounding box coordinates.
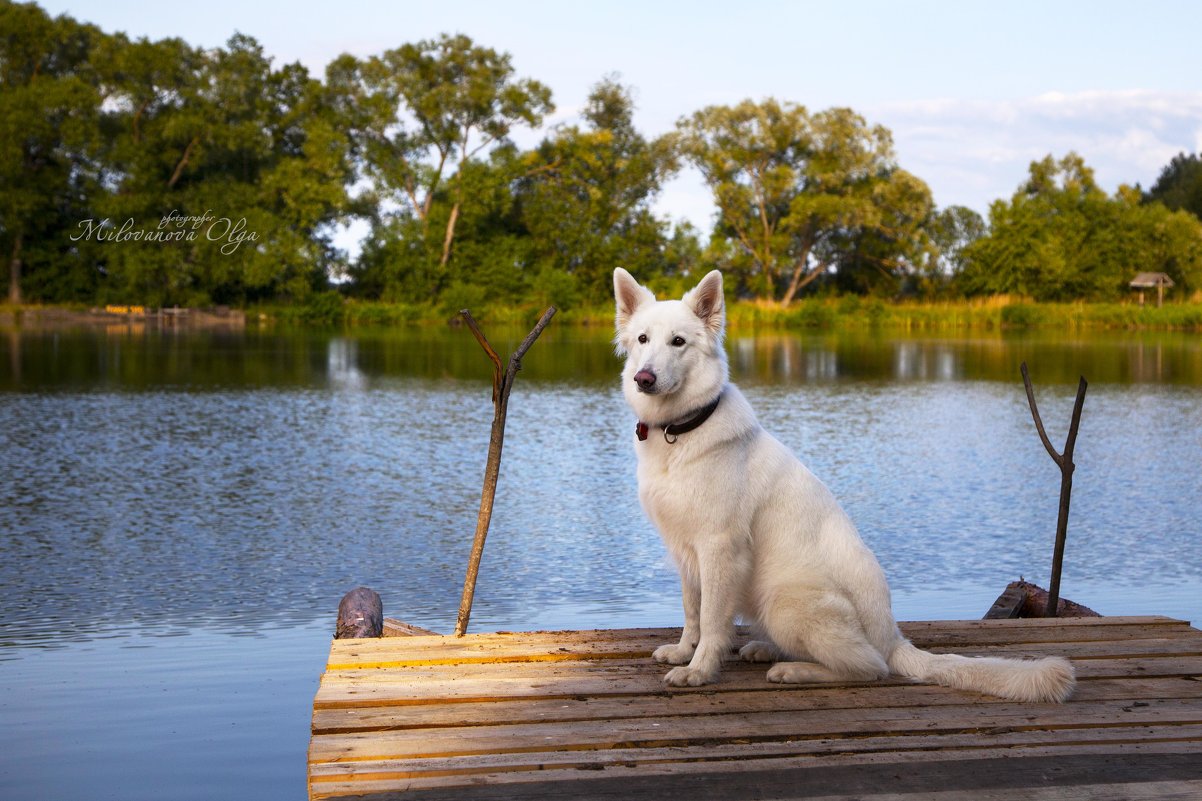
[613,268,1076,703]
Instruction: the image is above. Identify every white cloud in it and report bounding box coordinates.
[875,90,1202,214]
[657,91,1202,233]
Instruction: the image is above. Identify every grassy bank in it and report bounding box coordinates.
[272,295,1202,332]
[725,296,1202,332]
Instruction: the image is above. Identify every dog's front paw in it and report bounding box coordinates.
[738,640,780,663]
[653,642,696,665]
[663,664,718,687]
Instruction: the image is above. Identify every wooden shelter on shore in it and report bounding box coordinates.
[1129,272,1175,307]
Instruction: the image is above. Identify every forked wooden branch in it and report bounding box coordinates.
[455,306,557,636]
[1020,362,1088,617]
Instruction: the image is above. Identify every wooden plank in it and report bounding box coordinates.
[312,676,1202,734]
[324,628,1202,672]
[309,697,1202,763]
[323,617,1194,668]
[325,633,1202,675]
[310,747,1202,800]
[310,726,1202,785]
[313,654,1202,710]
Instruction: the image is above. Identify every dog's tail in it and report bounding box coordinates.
[886,639,1075,703]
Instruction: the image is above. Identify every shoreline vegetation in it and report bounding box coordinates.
[4,297,1202,333]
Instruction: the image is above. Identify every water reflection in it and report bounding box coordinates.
[728,333,1202,386]
[4,324,1202,390]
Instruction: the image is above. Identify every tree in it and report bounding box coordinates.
[0,1,105,304]
[92,32,353,305]
[515,77,678,305]
[675,100,933,302]
[961,153,1202,299]
[335,34,552,298]
[924,205,986,289]
[1145,152,1202,222]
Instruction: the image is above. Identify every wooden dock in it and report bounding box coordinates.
[309,615,1202,800]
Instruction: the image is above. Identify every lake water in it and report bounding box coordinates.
[1,322,1200,800]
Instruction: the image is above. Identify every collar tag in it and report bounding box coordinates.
[634,392,722,446]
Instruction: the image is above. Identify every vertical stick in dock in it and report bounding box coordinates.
[455,307,557,636]
[1020,362,1088,617]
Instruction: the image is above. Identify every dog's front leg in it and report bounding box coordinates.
[653,574,700,665]
[663,544,744,687]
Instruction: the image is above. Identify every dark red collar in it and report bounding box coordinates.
[636,393,722,444]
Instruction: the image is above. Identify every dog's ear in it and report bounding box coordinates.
[613,268,654,331]
[684,270,725,336]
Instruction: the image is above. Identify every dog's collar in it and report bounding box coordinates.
[636,392,722,444]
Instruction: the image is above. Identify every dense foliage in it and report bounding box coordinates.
[959,155,1202,300]
[3,1,1201,310]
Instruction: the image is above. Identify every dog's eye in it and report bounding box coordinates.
[637,333,648,344]
[671,336,686,347]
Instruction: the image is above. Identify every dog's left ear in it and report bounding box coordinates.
[684,270,725,336]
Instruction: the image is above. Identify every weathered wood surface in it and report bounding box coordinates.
[308,616,1202,800]
[381,618,440,637]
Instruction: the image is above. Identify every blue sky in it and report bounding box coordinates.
[40,0,1202,236]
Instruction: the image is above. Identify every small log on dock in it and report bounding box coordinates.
[335,587,383,639]
[382,618,440,637]
[985,579,1101,619]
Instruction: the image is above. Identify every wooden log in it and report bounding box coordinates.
[983,580,1027,619]
[986,579,1101,619]
[382,618,440,637]
[335,586,383,639]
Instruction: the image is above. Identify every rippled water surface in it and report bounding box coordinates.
[1,324,1200,800]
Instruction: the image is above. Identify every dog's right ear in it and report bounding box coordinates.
[613,268,655,332]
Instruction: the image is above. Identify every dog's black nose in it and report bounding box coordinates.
[634,369,657,390]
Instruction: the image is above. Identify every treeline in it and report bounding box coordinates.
[4,1,1202,313]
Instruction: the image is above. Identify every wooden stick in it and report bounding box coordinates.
[455,307,557,636]
[1020,362,1088,617]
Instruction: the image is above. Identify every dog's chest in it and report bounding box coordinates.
[634,438,740,537]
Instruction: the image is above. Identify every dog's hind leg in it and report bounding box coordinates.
[760,589,889,685]
[738,640,784,663]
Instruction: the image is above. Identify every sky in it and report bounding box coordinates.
[37,0,1202,240]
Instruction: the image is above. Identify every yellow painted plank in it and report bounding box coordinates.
[312,653,1202,710]
[322,618,1195,669]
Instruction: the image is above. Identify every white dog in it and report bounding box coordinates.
[613,267,1075,703]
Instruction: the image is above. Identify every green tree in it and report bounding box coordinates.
[335,34,552,299]
[1145,152,1202,222]
[962,153,1202,299]
[515,77,678,305]
[675,100,933,302]
[0,1,105,304]
[924,205,986,290]
[93,32,352,305]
